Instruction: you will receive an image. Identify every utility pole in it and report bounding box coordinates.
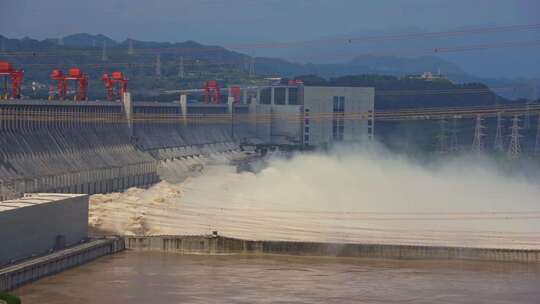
[471,115,485,153]
[249,51,255,78]
[101,40,108,61]
[494,112,505,152]
[155,53,162,78]
[178,56,185,79]
[128,39,135,55]
[508,115,522,159]
[437,119,448,154]
[449,116,459,153]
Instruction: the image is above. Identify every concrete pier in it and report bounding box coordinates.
[0,237,125,292]
[125,235,540,264]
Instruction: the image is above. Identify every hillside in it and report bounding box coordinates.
[0,33,534,102]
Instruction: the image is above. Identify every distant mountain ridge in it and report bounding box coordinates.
[0,33,536,100]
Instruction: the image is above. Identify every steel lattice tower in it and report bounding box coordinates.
[449,116,459,153]
[0,38,5,54]
[178,56,185,79]
[101,41,108,61]
[128,39,135,55]
[155,53,162,78]
[525,103,531,129]
[437,119,448,154]
[249,52,255,78]
[494,112,505,152]
[535,114,540,154]
[508,115,522,159]
[471,115,485,153]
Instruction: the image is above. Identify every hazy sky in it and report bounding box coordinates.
[1,0,538,44]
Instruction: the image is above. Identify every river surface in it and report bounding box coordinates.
[14,251,540,304]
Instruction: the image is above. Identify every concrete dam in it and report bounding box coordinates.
[0,98,250,200]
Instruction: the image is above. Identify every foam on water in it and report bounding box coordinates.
[89,146,540,249]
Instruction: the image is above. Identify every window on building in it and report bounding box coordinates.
[289,88,299,105]
[274,88,286,105]
[260,88,271,104]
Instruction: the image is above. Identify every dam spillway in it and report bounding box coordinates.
[0,98,250,200]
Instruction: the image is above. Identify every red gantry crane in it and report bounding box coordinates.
[203,80,221,104]
[101,71,128,101]
[49,67,88,101]
[0,60,24,99]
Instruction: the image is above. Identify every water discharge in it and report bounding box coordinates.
[89,145,540,249]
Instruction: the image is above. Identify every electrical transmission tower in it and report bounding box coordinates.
[1,38,6,54]
[533,80,539,102]
[449,116,459,153]
[535,114,540,155]
[155,53,162,78]
[101,41,108,61]
[249,52,255,78]
[525,103,531,129]
[437,119,448,154]
[471,115,485,153]
[494,112,505,152]
[128,39,135,55]
[508,115,522,159]
[178,56,185,79]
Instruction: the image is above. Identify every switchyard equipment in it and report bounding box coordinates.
[49,68,89,101]
[0,61,24,100]
[101,71,128,101]
[203,80,221,104]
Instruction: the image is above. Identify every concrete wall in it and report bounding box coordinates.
[246,86,375,146]
[270,105,303,145]
[0,194,89,266]
[303,86,374,146]
[0,237,125,292]
[125,235,540,264]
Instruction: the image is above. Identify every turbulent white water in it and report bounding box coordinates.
[89,146,540,249]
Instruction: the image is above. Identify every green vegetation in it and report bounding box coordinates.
[0,292,21,304]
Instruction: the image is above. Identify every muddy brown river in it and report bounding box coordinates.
[13,251,540,303]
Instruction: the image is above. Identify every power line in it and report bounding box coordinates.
[2,22,540,57]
